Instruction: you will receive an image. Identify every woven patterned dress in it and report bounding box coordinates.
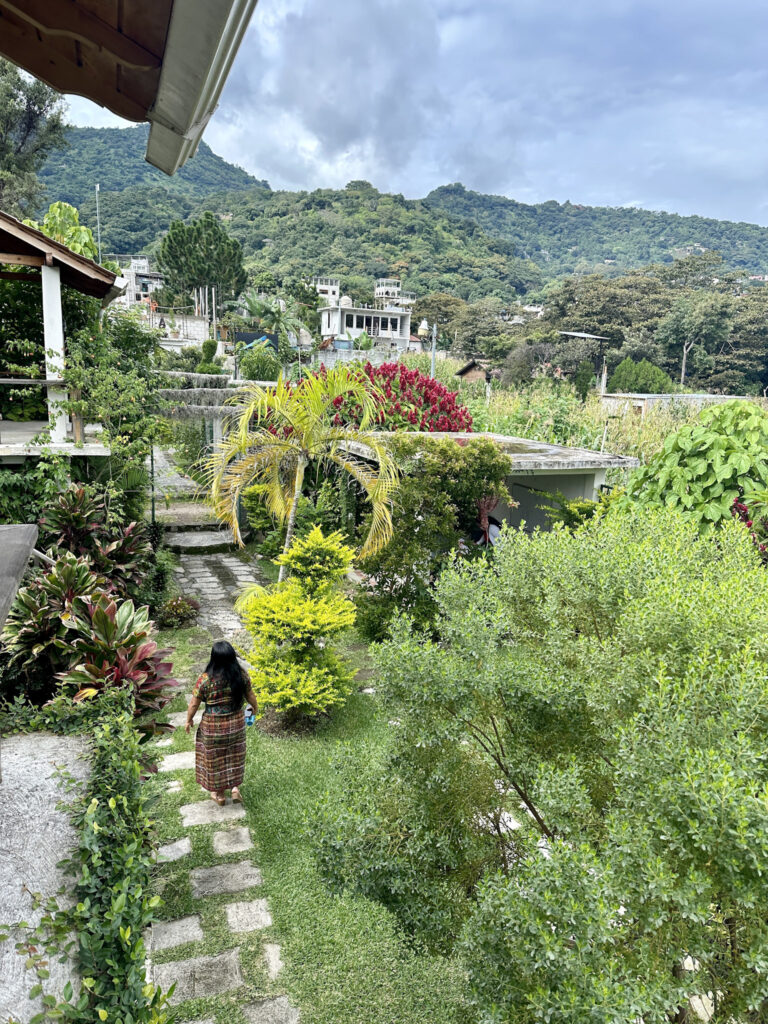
[193,670,248,792]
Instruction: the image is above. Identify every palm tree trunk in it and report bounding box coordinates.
[278,456,308,582]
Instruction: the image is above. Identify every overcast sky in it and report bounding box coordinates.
[67,0,768,225]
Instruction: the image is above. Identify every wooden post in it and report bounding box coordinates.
[41,263,68,443]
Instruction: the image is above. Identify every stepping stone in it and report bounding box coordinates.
[157,837,192,863]
[225,898,272,933]
[166,780,183,794]
[243,996,299,1023]
[213,826,253,855]
[147,914,203,951]
[190,861,262,897]
[360,687,376,695]
[180,801,245,828]
[166,530,239,554]
[155,737,173,747]
[151,947,243,1005]
[159,750,195,773]
[263,943,283,980]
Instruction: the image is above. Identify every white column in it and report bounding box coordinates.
[41,264,68,443]
[212,414,223,443]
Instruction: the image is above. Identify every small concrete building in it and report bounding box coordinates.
[600,392,755,418]
[350,430,638,533]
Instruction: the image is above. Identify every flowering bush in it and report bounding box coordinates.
[330,362,473,432]
[156,594,201,628]
[731,496,768,562]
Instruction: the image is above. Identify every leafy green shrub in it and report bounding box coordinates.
[275,525,354,595]
[59,597,178,727]
[608,356,674,393]
[1,553,107,702]
[39,484,154,598]
[356,435,511,639]
[625,399,768,530]
[0,690,172,1021]
[156,594,200,628]
[315,507,768,1016]
[201,337,217,362]
[131,547,176,612]
[573,359,595,401]
[240,342,281,381]
[237,528,357,720]
[243,479,348,556]
[194,360,223,375]
[38,484,107,555]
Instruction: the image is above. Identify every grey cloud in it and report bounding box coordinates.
[202,0,768,224]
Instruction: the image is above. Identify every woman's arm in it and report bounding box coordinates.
[243,671,259,715]
[185,695,201,733]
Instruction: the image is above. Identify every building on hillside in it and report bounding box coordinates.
[112,256,164,308]
[316,277,413,350]
[374,278,415,305]
[312,277,340,304]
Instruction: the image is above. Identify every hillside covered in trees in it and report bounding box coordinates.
[38,125,768,292]
[425,184,768,279]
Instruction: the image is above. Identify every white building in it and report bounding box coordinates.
[113,256,164,308]
[312,277,340,304]
[374,278,415,306]
[315,277,413,348]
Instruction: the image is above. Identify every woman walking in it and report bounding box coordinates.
[186,640,259,806]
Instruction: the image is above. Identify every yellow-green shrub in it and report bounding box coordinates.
[237,527,357,720]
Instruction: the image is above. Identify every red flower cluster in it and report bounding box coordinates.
[331,362,473,433]
[732,498,768,561]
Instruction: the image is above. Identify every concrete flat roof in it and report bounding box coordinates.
[357,431,640,472]
[0,421,110,458]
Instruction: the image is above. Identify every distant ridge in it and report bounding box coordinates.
[39,124,269,209]
[39,128,768,292]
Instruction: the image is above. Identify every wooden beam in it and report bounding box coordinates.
[0,12,150,122]
[0,0,162,68]
[0,271,39,282]
[0,252,44,266]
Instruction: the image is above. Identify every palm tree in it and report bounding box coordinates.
[241,292,306,355]
[206,366,398,581]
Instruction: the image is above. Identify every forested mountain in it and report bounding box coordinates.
[425,184,768,279]
[39,125,267,208]
[38,126,768,293]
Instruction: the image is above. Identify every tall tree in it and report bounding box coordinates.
[157,211,246,301]
[0,58,68,217]
[656,292,733,385]
[206,368,398,580]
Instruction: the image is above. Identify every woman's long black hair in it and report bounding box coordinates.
[204,640,247,709]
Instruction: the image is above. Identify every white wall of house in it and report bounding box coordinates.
[495,470,606,532]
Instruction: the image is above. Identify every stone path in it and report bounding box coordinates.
[149,546,298,1021]
[173,551,265,640]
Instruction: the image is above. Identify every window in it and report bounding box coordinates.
[372,317,380,335]
[365,316,372,330]
[356,315,364,328]
[345,313,353,328]
[390,318,398,332]
[135,292,141,301]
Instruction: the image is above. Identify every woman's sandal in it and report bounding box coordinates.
[231,787,243,803]
[211,792,226,806]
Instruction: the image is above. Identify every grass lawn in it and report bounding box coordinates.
[150,626,468,1024]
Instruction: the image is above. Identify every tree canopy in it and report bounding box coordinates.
[0,57,68,217]
[157,211,246,301]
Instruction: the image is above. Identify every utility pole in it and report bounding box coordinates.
[95,183,102,263]
[430,322,437,379]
